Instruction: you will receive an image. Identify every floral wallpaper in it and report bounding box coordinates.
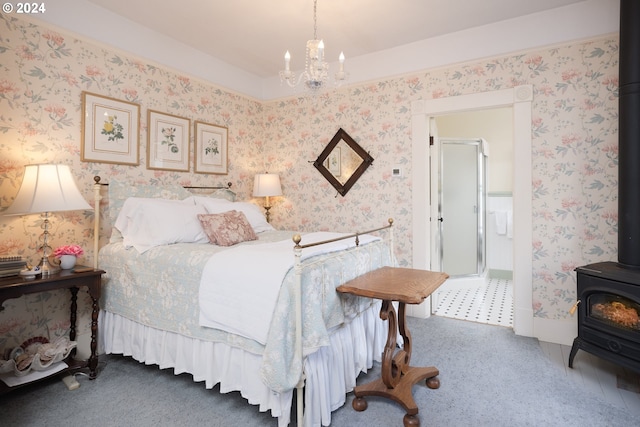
[0,12,618,356]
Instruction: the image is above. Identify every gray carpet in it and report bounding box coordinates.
[0,316,636,426]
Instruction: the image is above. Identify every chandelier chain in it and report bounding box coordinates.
[313,0,318,40]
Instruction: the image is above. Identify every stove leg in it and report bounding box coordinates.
[568,337,582,368]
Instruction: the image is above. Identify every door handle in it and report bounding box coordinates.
[438,218,444,222]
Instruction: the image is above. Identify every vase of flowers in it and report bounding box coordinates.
[54,245,83,270]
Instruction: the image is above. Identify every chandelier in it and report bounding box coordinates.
[279,0,347,93]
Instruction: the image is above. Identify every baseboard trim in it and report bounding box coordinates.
[407,296,431,319]
[513,305,534,338]
[438,273,488,291]
[533,317,577,346]
[489,269,513,280]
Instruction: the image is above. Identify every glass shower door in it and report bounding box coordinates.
[439,139,486,277]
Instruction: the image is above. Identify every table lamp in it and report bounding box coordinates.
[253,173,282,223]
[3,164,93,276]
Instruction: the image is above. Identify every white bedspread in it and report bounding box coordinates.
[198,232,380,345]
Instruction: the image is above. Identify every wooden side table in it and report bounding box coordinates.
[0,266,104,394]
[337,266,449,427]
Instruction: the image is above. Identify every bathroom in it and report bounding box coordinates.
[432,107,514,327]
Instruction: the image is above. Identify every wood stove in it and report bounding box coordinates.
[569,0,640,373]
[569,262,640,373]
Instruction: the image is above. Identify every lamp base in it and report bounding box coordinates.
[264,206,272,223]
[38,255,60,276]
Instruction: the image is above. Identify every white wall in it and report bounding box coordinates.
[436,108,513,193]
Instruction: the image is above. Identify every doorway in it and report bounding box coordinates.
[432,110,513,327]
[410,85,534,338]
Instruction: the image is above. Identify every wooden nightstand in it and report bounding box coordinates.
[0,266,104,394]
[337,266,449,427]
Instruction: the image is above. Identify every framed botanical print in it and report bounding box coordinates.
[147,110,191,172]
[81,92,140,165]
[194,121,228,174]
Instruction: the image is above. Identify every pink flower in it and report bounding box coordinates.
[43,31,64,47]
[54,245,84,258]
[0,80,18,95]
[525,55,543,67]
[561,69,581,82]
[85,65,103,77]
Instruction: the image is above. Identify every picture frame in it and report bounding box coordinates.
[147,110,191,172]
[81,92,140,165]
[194,121,228,174]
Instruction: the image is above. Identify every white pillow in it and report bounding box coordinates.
[194,199,274,233]
[183,195,233,208]
[233,202,275,233]
[114,197,192,236]
[115,198,208,253]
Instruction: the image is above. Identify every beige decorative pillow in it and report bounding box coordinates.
[197,211,258,246]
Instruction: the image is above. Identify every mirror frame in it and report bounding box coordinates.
[313,128,374,196]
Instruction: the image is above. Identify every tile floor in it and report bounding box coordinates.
[434,277,513,327]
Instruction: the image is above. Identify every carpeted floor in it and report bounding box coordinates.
[1,316,637,426]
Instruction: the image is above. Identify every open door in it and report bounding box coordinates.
[429,117,443,312]
[407,117,436,317]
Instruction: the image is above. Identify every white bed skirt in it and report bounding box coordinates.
[99,301,386,427]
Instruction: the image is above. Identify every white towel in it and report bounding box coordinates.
[494,211,507,235]
[506,211,513,239]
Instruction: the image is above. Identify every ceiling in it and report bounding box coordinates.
[86,0,586,79]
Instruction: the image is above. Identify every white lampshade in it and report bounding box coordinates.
[253,173,283,198]
[4,164,93,216]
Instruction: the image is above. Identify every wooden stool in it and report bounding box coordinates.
[337,266,449,427]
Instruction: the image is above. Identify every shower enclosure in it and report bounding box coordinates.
[436,138,488,278]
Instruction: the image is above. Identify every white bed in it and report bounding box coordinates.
[94,178,394,426]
